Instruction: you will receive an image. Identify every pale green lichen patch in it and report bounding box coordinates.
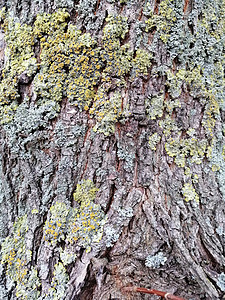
[149,133,161,151]
[73,179,98,207]
[44,180,106,249]
[44,202,70,243]
[132,49,152,78]
[47,262,69,300]
[165,98,181,113]
[145,252,167,269]
[0,15,37,121]
[165,133,207,168]
[146,93,164,120]
[1,215,41,299]
[59,247,77,266]
[145,0,176,43]
[0,181,105,299]
[0,9,152,135]
[16,267,40,300]
[159,115,180,137]
[103,14,128,40]
[0,102,18,124]
[142,0,225,178]
[182,183,199,202]
[217,273,225,292]
[33,10,98,105]
[222,146,225,161]
[208,139,225,200]
[117,145,135,171]
[33,9,70,37]
[192,174,199,184]
[0,181,106,299]
[92,91,122,136]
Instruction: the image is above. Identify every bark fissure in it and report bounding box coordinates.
[0,0,225,299]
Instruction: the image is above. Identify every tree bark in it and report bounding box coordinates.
[0,0,225,299]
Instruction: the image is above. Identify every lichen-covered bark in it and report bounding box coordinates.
[0,0,225,299]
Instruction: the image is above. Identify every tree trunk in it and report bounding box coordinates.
[0,0,225,299]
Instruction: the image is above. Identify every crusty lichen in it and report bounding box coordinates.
[145,0,176,43]
[47,262,69,300]
[145,93,164,120]
[44,202,70,244]
[142,0,225,185]
[165,133,207,168]
[0,9,152,136]
[132,49,152,78]
[0,215,41,299]
[1,181,105,299]
[44,180,106,249]
[149,133,161,151]
[92,91,123,136]
[182,183,199,202]
[145,252,167,269]
[0,13,37,122]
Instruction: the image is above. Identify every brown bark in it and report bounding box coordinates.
[0,0,225,299]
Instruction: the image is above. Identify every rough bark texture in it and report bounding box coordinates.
[0,0,225,299]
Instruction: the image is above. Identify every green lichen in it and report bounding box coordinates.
[145,252,167,269]
[0,9,152,135]
[33,10,97,105]
[184,167,191,177]
[44,180,106,249]
[0,102,18,124]
[132,49,152,78]
[15,267,40,300]
[166,69,186,99]
[159,115,180,137]
[174,153,186,168]
[59,247,77,266]
[145,0,176,43]
[47,262,69,300]
[117,145,135,171]
[165,98,181,113]
[165,133,207,168]
[0,7,5,20]
[192,174,199,184]
[217,273,225,292]
[182,183,199,202]
[33,12,132,118]
[73,179,98,206]
[143,0,225,175]
[222,146,225,161]
[66,200,105,249]
[149,133,161,150]
[1,215,41,299]
[44,202,70,244]
[208,140,225,199]
[0,181,104,299]
[33,9,70,37]
[0,16,37,122]
[103,14,128,40]
[145,93,164,120]
[92,91,122,136]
